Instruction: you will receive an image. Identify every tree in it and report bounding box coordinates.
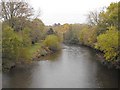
[87,2,119,34]
[95,26,119,61]
[2,25,22,61]
[22,27,32,46]
[29,18,45,44]
[1,0,34,31]
[79,26,98,47]
[47,28,55,35]
[63,24,80,44]
[2,25,32,69]
[31,18,45,31]
[87,10,100,26]
[98,2,118,33]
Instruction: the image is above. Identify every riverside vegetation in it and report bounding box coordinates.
[52,2,120,69]
[1,1,120,71]
[1,1,61,71]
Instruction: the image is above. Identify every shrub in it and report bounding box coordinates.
[43,35,61,51]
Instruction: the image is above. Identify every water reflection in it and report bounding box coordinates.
[3,45,118,88]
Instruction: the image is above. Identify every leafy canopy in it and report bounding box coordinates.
[95,26,119,60]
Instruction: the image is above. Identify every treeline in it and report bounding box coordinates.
[53,2,120,69]
[1,1,119,71]
[1,1,61,71]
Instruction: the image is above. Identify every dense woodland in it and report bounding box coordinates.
[1,1,120,71]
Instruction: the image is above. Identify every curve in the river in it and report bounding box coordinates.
[3,45,118,88]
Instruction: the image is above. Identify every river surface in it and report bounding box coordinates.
[2,45,119,88]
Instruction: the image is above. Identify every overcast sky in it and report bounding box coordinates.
[29,0,119,25]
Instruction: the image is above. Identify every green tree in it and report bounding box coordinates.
[95,26,119,61]
[63,24,80,44]
[2,26,22,62]
[79,26,97,47]
[98,2,118,33]
[2,25,32,68]
[29,19,45,44]
[22,27,32,47]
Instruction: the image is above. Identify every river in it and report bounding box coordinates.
[2,45,119,88]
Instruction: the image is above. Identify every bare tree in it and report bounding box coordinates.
[34,8,41,19]
[1,0,34,30]
[87,10,99,26]
[2,0,33,20]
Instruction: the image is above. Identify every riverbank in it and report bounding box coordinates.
[3,44,119,88]
[3,42,119,72]
[64,42,120,69]
[2,43,61,72]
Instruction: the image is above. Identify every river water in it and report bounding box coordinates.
[2,45,119,88]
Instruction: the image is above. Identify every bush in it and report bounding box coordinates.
[43,35,61,51]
